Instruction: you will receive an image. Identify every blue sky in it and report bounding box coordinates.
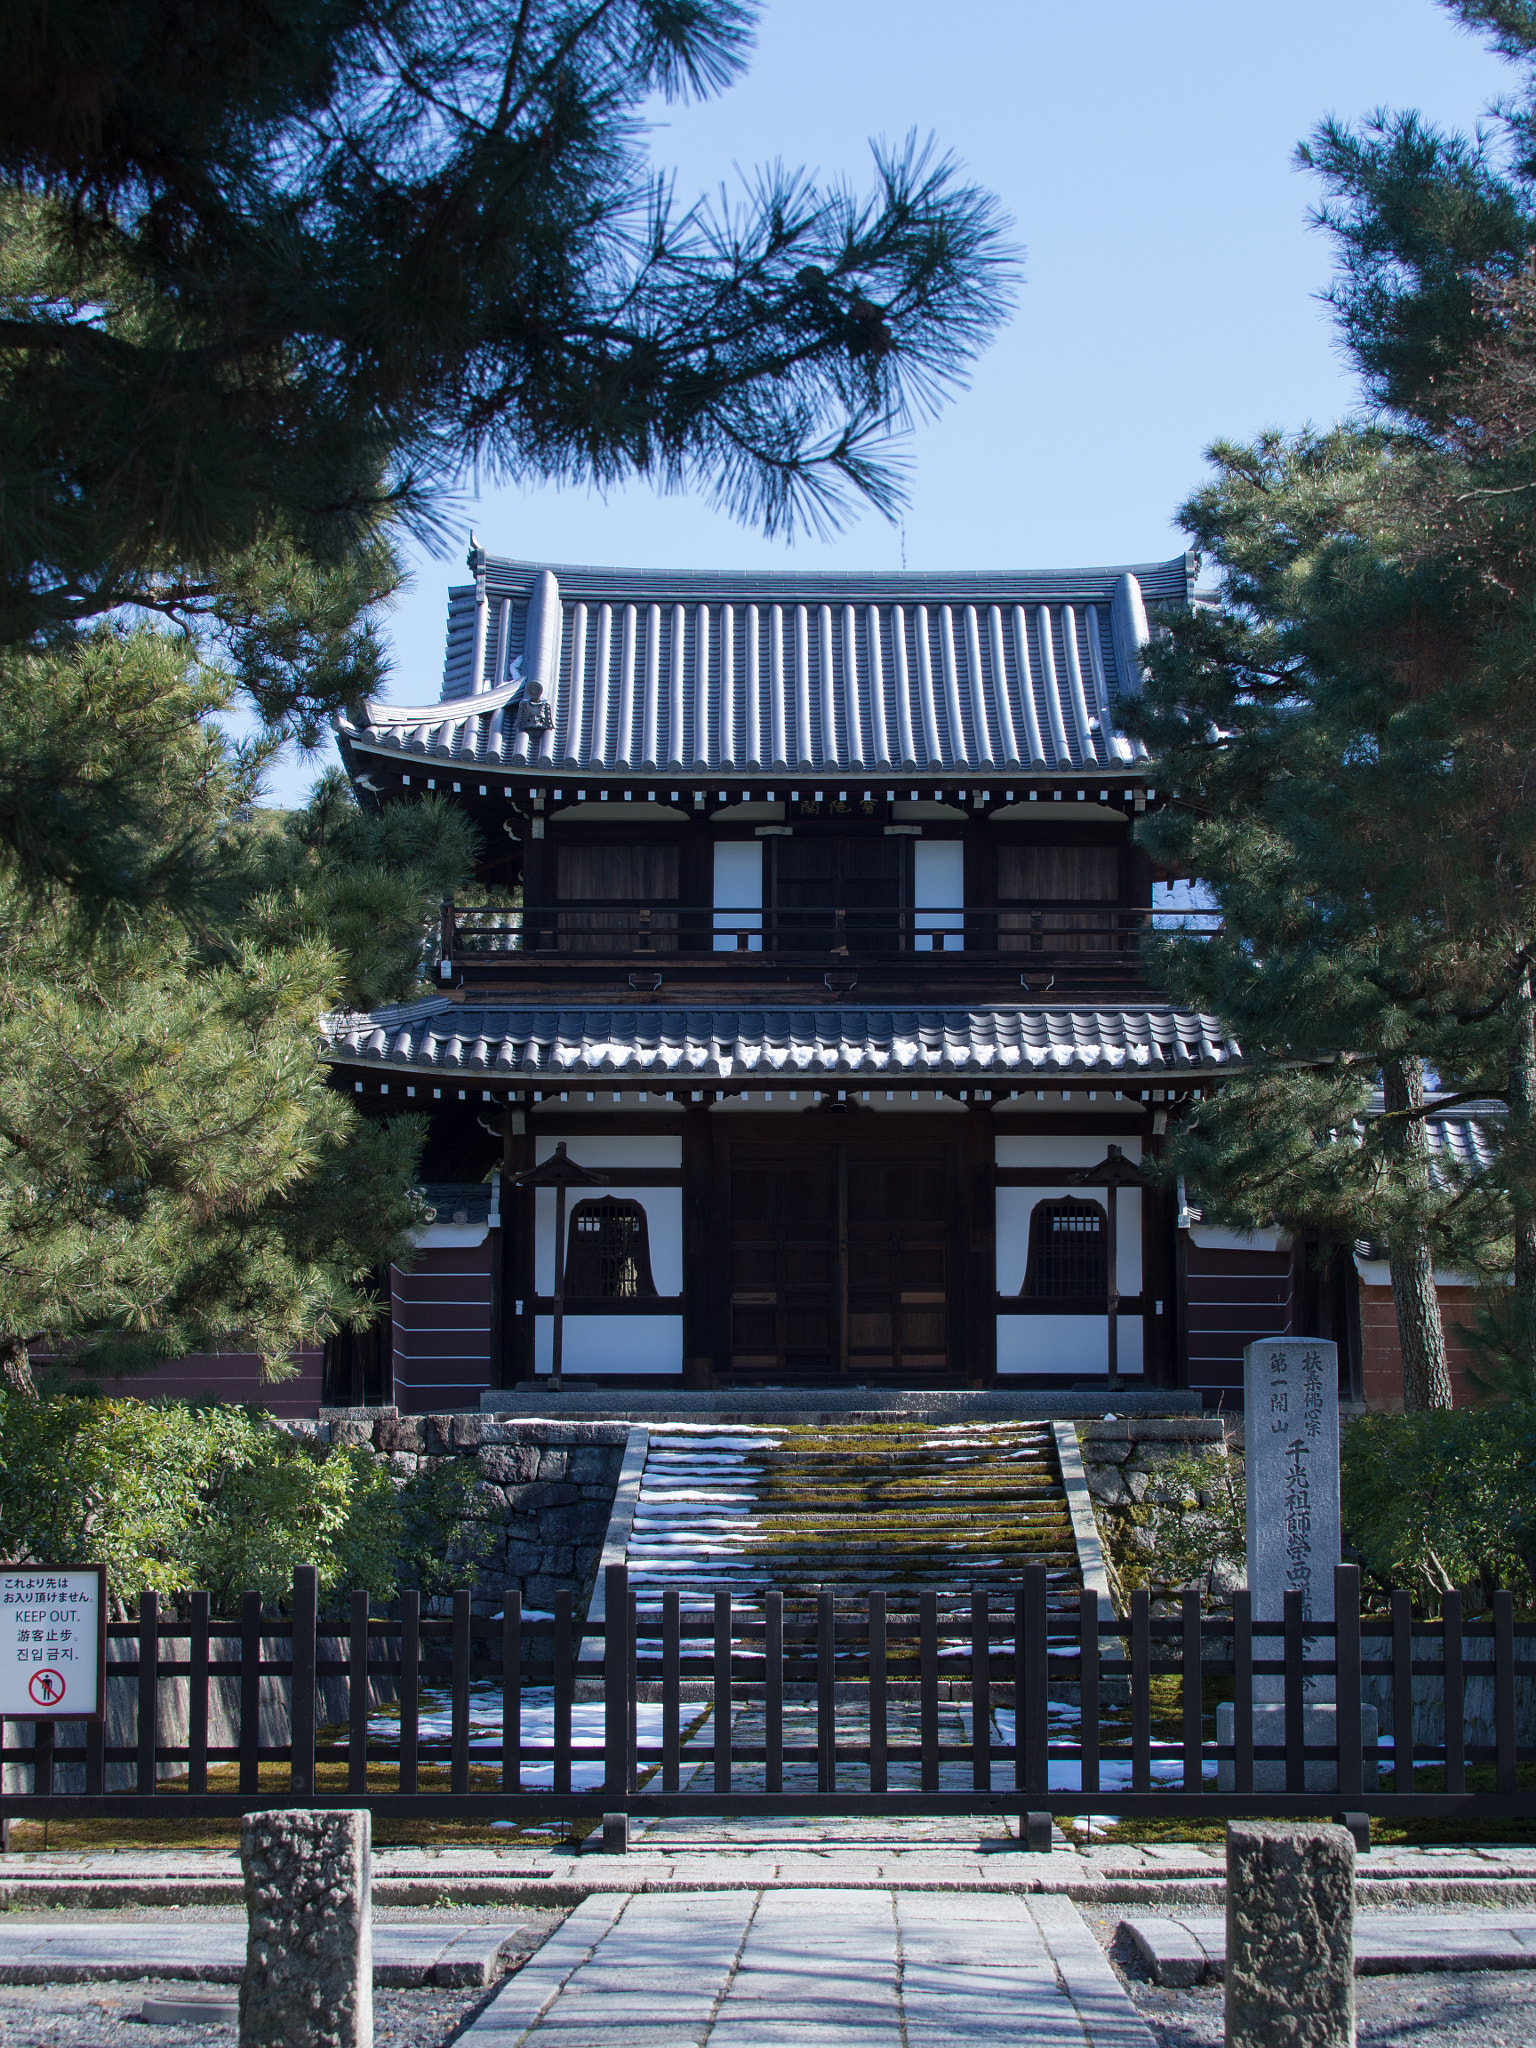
[264,0,1513,803]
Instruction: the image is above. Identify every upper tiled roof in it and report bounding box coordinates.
[321,1000,1238,1084]
[337,553,1194,781]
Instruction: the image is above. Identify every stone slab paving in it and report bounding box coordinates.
[0,1920,517,1986]
[463,1889,1154,2046]
[1123,1911,1536,1985]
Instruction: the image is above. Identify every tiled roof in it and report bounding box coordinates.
[337,553,1194,781]
[321,1002,1239,1083]
[1425,1109,1502,1191]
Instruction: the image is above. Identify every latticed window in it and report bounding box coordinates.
[565,1198,657,1299]
[1022,1199,1108,1299]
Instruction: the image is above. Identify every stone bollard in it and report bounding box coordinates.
[240,1809,373,2048]
[1225,1822,1353,2047]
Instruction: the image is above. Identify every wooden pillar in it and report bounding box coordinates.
[962,1104,997,1386]
[504,1110,535,1385]
[682,1102,714,1385]
[962,810,992,951]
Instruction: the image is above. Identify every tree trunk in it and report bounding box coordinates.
[1510,967,1536,1328]
[1382,1055,1453,1412]
[0,1334,36,1398]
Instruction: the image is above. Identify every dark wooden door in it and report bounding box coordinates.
[768,837,906,952]
[727,1141,952,1381]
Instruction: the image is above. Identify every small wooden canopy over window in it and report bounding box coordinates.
[1022,1198,1108,1299]
[566,1197,658,1299]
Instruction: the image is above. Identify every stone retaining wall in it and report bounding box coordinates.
[314,1408,629,1619]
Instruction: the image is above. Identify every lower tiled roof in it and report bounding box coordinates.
[321,1003,1239,1083]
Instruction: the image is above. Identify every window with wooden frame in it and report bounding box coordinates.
[767,835,908,952]
[555,840,679,952]
[565,1197,658,1299]
[1022,1198,1108,1299]
[995,843,1120,952]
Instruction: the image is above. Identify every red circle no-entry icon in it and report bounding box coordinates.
[28,1669,65,1707]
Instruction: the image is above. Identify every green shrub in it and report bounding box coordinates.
[1340,1408,1536,1608]
[0,1391,490,1613]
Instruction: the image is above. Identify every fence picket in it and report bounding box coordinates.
[817,1592,835,1794]
[1131,1590,1150,1796]
[765,1591,783,1796]
[605,1566,630,1799]
[1335,1566,1362,1802]
[239,1591,262,1795]
[716,1591,734,1795]
[450,1590,471,1796]
[1233,1591,1253,1794]
[1022,1566,1049,1800]
[1284,1590,1304,1795]
[972,1591,991,1792]
[1443,1589,1464,1797]
[1079,1592,1099,1799]
[1392,1589,1413,1797]
[137,1590,158,1797]
[662,1590,681,1794]
[553,1592,573,1796]
[399,1590,420,1796]
[502,1594,522,1793]
[1496,1589,1517,1797]
[189,1591,210,1798]
[349,1590,370,1796]
[869,1592,887,1795]
[33,1719,53,1798]
[290,1567,317,1801]
[85,1715,104,1798]
[1182,1591,1202,1793]
[920,1593,939,1792]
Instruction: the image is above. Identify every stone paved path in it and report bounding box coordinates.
[464,1889,1153,2046]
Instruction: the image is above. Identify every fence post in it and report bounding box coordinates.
[32,1719,54,1799]
[1181,1591,1202,1793]
[450,1590,471,1796]
[349,1590,370,1796]
[920,1592,939,1793]
[765,1591,783,1797]
[239,1590,262,1795]
[868,1591,888,1796]
[553,1591,572,1796]
[137,1589,158,1796]
[662,1589,681,1794]
[604,1565,630,1800]
[290,1565,317,1801]
[189,1591,210,1798]
[971,1591,992,1793]
[1334,1565,1362,1802]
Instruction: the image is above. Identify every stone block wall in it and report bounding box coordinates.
[1077,1413,1233,1506]
[313,1409,629,1618]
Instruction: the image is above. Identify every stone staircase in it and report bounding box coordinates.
[621,1419,1082,1604]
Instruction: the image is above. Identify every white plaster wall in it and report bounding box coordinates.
[1187,1223,1284,1253]
[534,1315,683,1374]
[713,839,763,951]
[534,1185,681,1294]
[996,1314,1145,1377]
[996,1134,1142,1167]
[536,1135,682,1167]
[914,839,964,951]
[997,1186,1142,1295]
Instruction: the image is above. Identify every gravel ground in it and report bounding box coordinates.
[1086,1910,1536,2047]
[0,1910,570,2048]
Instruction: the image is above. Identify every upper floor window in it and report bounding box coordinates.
[1022,1199,1107,1299]
[566,1197,658,1298]
[997,843,1120,953]
[555,842,678,952]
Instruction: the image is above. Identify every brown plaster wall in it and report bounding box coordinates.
[1359,1281,1484,1412]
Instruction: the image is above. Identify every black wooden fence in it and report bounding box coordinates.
[3,1562,1534,1831]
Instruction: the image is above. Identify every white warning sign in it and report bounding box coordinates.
[0,1565,105,1718]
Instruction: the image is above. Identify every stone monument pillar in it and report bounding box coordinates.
[1217,1338,1375,1790]
[240,1808,373,2048]
[1244,1337,1341,1704]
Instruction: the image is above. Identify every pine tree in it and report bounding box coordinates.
[1128,2,1536,1408]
